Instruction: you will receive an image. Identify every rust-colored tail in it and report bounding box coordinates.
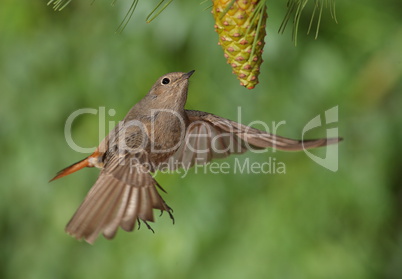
[50,157,89,182]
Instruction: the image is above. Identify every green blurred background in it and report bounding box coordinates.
[1,0,401,278]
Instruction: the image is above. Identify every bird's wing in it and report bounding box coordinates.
[161,110,341,171]
[65,154,172,244]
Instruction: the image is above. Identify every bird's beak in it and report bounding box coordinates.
[182,70,195,79]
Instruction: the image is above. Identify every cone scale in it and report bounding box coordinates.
[212,0,267,89]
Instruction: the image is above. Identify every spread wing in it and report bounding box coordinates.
[65,154,172,244]
[161,110,341,171]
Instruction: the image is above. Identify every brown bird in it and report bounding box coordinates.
[51,70,341,244]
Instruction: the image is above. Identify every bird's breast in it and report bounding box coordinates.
[144,112,188,161]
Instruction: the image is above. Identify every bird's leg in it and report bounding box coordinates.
[142,220,155,233]
[167,208,175,225]
[159,207,175,225]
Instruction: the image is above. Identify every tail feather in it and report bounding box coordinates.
[50,158,89,182]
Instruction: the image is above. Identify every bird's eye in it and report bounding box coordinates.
[162,78,170,85]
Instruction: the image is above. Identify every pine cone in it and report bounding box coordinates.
[212,0,267,89]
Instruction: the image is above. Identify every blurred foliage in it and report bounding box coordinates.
[279,0,338,43]
[0,1,402,279]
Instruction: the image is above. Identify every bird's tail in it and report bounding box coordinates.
[50,157,90,182]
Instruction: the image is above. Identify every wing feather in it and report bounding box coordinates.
[65,154,172,244]
[160,110,341,171]
[102,184,131,239]
[120,187,139,232]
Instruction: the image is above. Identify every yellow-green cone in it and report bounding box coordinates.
[212,0,267,89]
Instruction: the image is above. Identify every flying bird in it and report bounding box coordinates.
[51,71,342,244]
